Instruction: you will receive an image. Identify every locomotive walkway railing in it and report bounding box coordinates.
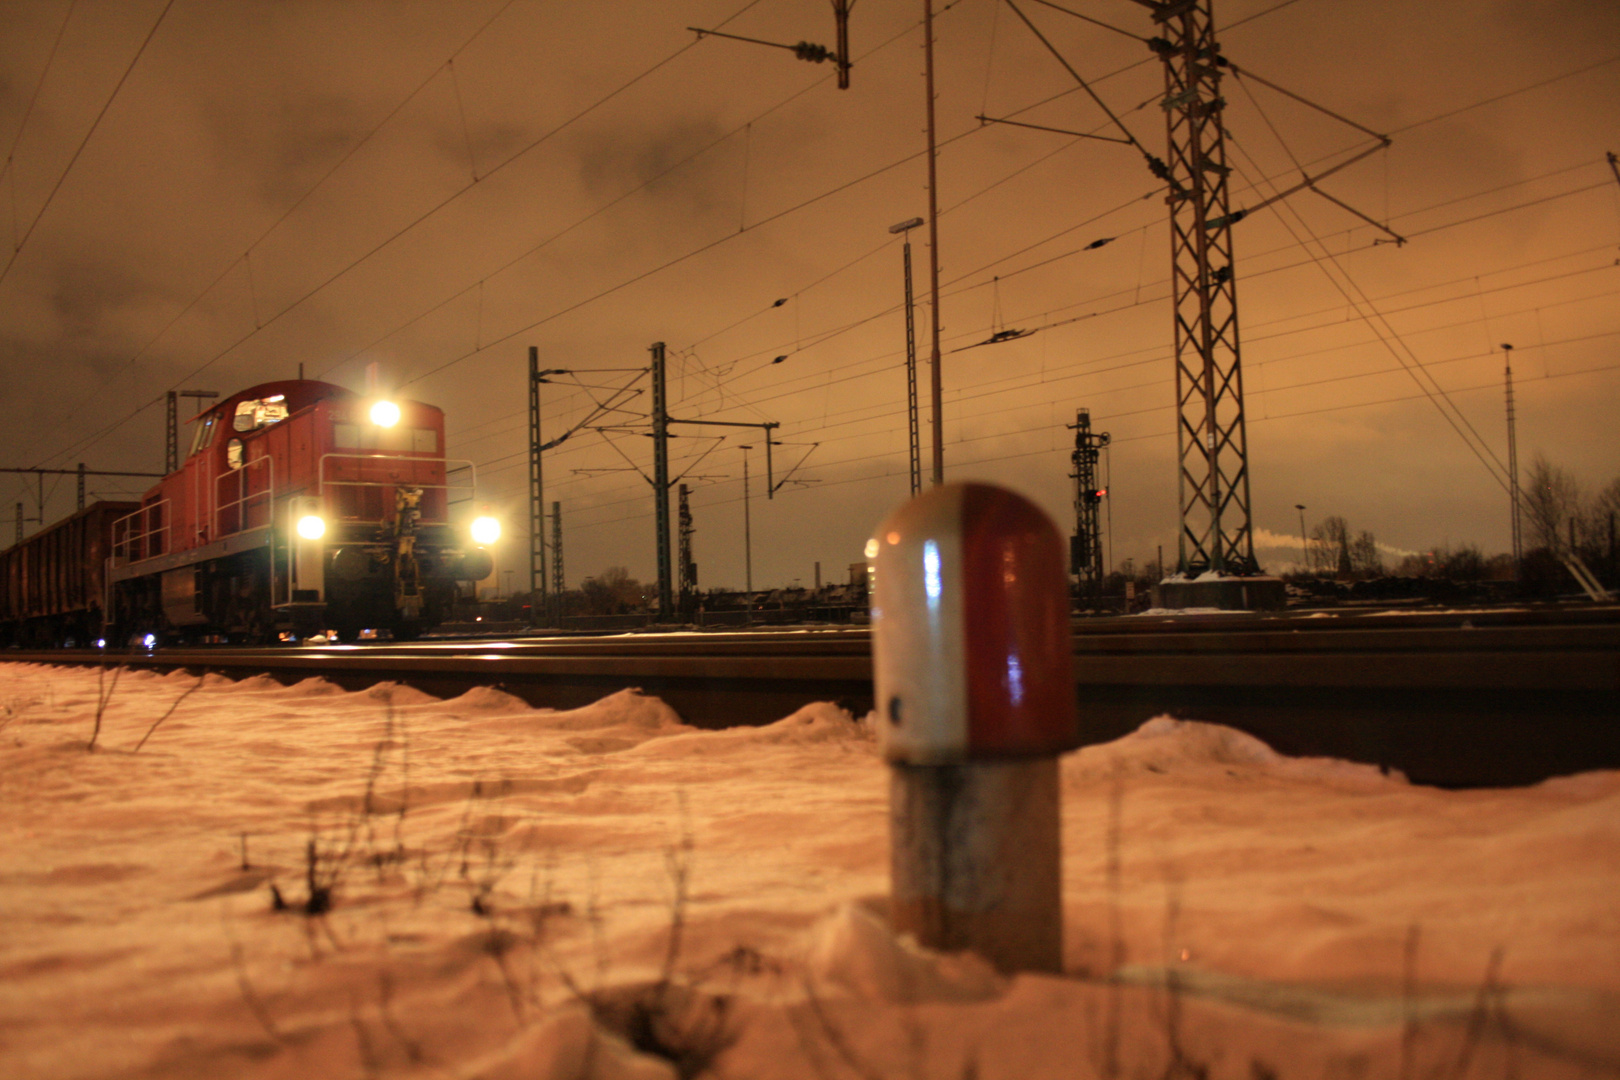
[215,456,274,538]
[110,499,171,564]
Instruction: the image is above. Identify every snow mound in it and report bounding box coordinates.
[451,685,533,713]
[626,701,872,761]
[1131,715,1279,763]
[222,673,283,693]
[363,681,440,705]
[1535,771,1620,798]
[700,701,870,747]
[806,902,1005,1004]
[755,701,873,745]
[283,676,343,697]
[468,1004,677,1080]
[1067,716,1405,790]
[532,688,685,732]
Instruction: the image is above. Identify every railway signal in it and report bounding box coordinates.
[1069,410,1110,596]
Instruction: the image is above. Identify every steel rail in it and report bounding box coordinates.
[5,607,1616,787]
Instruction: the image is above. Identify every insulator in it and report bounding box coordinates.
[793,41,833,63]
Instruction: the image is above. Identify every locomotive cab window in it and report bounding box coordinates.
[333,422,438,453]
[188,414,219,457]
[233,394,289,433]
[226,438,245,470]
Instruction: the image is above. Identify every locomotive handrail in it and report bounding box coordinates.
[111,499,171,564]
[214,455,274,540]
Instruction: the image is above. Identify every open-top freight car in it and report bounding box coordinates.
[104,379,497,644]
[0,500,140,647]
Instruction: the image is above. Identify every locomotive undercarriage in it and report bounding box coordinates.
[109,523,481,646]
[324,521,474,643]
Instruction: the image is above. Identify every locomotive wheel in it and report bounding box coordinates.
[334,623,361,644]
[391,620,422,642]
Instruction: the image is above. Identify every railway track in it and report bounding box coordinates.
[5,605,1617,787]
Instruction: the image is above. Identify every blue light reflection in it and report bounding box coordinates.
[922,540,942,609]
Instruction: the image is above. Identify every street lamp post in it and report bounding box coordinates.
[1295,504,1308,573]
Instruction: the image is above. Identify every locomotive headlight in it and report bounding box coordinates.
[296,514,327,540]
[470,515,501,545]
[370,400,401,427]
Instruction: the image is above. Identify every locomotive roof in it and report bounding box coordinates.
[194,379,353,423]
[193,379,442,425]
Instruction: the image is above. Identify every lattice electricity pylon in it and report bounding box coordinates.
[1147,1,1256,575]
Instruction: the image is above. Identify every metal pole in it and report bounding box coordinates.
[651,342,674,621]
[551,500,563,623]
[1503,344,1522,572]
[833,0,851,89]
[904,236,921,494]
[740,445,753,602]
[13,502,20,545]
[77,463,85,510]
[1296,504,1308,572]
[923,0,944,486]
[764,421,778,500]
[165,391,178,473]
[678,482,697,618]
[528,346,547,619]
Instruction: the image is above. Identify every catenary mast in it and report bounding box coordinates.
[1141,0,1257,575]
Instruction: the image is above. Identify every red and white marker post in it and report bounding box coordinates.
[868,482,1078,974]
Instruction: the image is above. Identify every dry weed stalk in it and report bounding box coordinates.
[1401,923,1422,1080]
[1157,867,1209,1080]
[231,942,286,1043]
[524,791,743,1080]
[1103,761,1126,1080]
[132,674,203,751]
[88,661,125,751]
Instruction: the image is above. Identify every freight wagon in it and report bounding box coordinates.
[0,500,139,647]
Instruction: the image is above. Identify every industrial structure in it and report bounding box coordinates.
[1068,409,1110,596]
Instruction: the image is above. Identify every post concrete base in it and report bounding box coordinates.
[889,757,1061,974]
[1156,575,1286,611]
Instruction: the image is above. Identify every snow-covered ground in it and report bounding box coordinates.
[0,662,1615,1079]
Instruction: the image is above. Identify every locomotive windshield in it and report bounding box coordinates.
[187,413,220,457]
[233,394,289,432]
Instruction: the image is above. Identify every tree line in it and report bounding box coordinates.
[1299,454,1619,585]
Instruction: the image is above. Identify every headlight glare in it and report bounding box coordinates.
[471,516,501,545]
[296,514,326,540]
[370,400,401,427]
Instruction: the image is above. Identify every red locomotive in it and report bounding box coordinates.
[1,379,496,646]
